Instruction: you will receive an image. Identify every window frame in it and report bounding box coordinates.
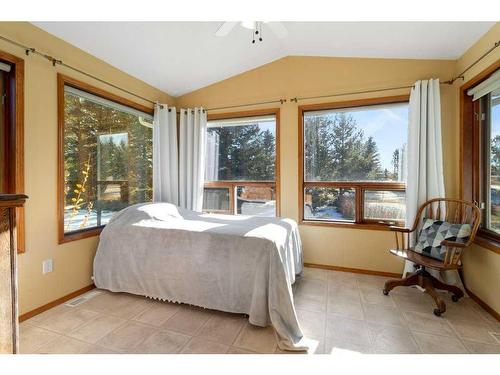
[460,60,500,254]
[57,74,154,244]
[298,95,409,230]
[205,108,281,216]
[0,49,25,253]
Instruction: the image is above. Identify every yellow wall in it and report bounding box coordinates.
[454,24,500,314]
[0,22,173,314]
[177,56,457,275]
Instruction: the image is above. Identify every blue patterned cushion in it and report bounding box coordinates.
[414,218,471,260]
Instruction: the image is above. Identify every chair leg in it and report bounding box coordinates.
[383,272,419,295]
[427,273,465,302]
[422,276,447,316]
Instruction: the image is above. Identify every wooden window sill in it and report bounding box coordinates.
[300,220,393,231]
[474,235,500,254]
[59,226,103,244]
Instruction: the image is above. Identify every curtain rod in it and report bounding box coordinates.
[453,40,500,84]
[290,80,462,102]
[164,99,286,114]
[290,84,416,103]
[205,98,286,112]
[0,34,157,106]
[291,39,500,103]
[0,34,287,112]
[1,34,498,110]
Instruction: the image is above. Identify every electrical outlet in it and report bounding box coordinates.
[42,259,53,274]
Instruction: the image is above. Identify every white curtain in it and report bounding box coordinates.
[153,104,179,204]
[405,79,462,287]
[179,108,207,211]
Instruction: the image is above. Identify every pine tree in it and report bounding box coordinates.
[304,115,334,181]
[491,135,500,177]
[391,149,400,179]
[209,123,275,181]
[362,136,381,180]
[304,113,385,182]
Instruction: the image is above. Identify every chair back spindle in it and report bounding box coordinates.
[393,198,481,268]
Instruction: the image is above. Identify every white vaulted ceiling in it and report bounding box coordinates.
[33,22,495,96]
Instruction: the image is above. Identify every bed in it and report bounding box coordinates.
[93,202,306,351]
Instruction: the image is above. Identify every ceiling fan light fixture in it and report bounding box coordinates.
[241,21,257,30]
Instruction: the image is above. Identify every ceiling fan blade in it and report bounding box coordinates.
[266,22,288,39]
[215,22,238,37]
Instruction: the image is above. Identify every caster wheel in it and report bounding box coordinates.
[433,309,442,317]
[451,295,460,302]
[383,289,389,296]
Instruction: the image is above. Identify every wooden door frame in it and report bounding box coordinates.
[0,49,25,253]
[459,59,500,254]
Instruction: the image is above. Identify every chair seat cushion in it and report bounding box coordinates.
[414,218,471,260]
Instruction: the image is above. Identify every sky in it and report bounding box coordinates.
[349,104,408,170]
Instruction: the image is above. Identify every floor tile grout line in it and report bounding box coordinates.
[35,331,107,354]
[26,306,102,335]
[401,314,461,339]
[24,313,98,338]
[19,324,63,354]
[446,320,500,347]
[95,320,160,353]
[70,316,132,347]
[90,318,150,351]
[228,319,248,348]
[63,311,111,338]
[172,333,195,354]
[406,324,426,354]
[190,312,247,347]
[410,329,470,354]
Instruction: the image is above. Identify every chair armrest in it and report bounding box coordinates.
[441,240,467,248]
[389,226,412,233]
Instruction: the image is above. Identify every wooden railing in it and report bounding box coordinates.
[203,181,277,215]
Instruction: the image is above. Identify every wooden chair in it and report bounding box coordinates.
[383,198,481,316]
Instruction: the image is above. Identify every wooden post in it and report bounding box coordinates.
[0,194,27,354]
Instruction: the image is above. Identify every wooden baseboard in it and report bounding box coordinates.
[464,286,500,322]
[19,284,95,322]
[304,262,401,279]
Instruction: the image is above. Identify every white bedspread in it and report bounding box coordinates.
[93,203,306,351]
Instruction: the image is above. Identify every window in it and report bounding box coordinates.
[58,75,153,242]
[479,89,500,235]
[203,110,279,216]
[299,97,409,227]
[462,65,500,249]
[1,51,24,252]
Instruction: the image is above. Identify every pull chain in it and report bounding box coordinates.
[251,22,263,44]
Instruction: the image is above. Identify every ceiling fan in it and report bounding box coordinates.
[215,22,288,43]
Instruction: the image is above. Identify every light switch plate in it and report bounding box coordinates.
[42,259,53,274]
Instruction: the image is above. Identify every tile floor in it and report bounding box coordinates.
[20,267,500,354]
